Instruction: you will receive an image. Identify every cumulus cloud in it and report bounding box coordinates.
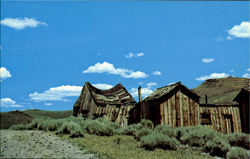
[93,83,113,90]
[1,17,47,30]
[44,103,52,106]
[242,73,250,78]
[83,62,148,79]
[196,73,229,81]
[146,82,158,88]
[0,67,12,80]
[228,21,250,38]
[125,52,144,58]
[227,36,233,40]
[242,68,250,78]
[152,71,161,76]
[130,87,153,99]
[0,98,23,108]
[29,85,82,102]
[202,58,214,63]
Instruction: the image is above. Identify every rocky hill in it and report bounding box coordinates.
[192,77,249,104]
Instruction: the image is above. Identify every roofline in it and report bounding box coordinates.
[85,81,136,103]
[233,88,250,102]
[143,82,200,103]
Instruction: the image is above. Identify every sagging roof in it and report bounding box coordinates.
[143,82,200,102]
[233,88,250,102]
[86,82,136,106]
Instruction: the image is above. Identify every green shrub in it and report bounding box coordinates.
[179,126,219,147]
[135,128,153,141]
[227,147,249,159]
[121,123,143,136]
[155,125,176,138]
[175,127,189,140]
[227,133,250,150]
[141,119,154,129]
[141,132,180,150]
[204,136,230,157]
[9,124,28,130]
[26,118,43,130]
[56,121,84,138]
[85,120,114,136]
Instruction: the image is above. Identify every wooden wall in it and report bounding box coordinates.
[138,90,199,128]
[159,91,199,128]
[199,104,241,134]
[93,104,134,126]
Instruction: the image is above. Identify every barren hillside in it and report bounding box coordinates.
[192,77,249,104]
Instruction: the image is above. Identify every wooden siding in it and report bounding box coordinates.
[199,105,241,134]
[159,90,199,128]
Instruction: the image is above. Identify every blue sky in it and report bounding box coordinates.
[1,2,249,112]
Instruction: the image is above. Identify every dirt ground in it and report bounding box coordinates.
[0,130,98,159]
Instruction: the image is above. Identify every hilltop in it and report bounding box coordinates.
[0,109,72,129]
[192,77,249,104]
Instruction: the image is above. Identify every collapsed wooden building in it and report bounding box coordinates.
[73,81,249,134]
[129,82,200,127]
[73,82,136,126]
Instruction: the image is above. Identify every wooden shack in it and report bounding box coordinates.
[129,82,200,127]
[233,88,249,133]
[73,82,136,126]
[199,103,241,134]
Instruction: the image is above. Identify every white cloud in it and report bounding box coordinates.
[196,73,229,81]
[227,36,233,40]
[125,52,144,58]
[130,87,153,99]
[1,17,47,30]
[0,98,23,108]
[44,103,52,106]
[146,82,158,88]
[152,71,161,76]
[168,82,177,85]
[230,69,235,73]
[202,58,214,63]
[247,68,250,72]
[29,85,82,102]
[0,67,12,80]
[83,62,148,79]
[228,21,250,38]
[138,82,144,85]
[93,83,113,90]
[242,73,250,78]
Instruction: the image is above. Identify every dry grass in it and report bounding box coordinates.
[65,133,214,159]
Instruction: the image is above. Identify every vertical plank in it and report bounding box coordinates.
[187,98,190,126]
[164,101,169,125]
[179,91,183,127]
[171,95,176,127]
[168,99,172,126]
[175,92,180,127]
[160,103,164,125]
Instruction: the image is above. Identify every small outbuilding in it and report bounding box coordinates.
[129,82,200,127]
[73,82,136,126]
[233,88,249,133]
[199,102,241,134]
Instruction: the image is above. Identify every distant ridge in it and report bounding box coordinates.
[192,77,250,104]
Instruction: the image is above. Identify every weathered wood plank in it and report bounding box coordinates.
[178,91,182,127]
[168,99,172,126]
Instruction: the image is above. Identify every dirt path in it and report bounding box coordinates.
[0,130,98,159]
